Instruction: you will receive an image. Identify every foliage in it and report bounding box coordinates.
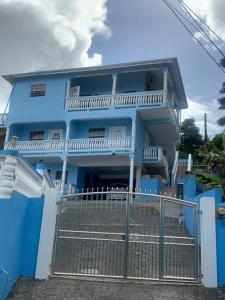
[178,118,203,160]
[217,92,225,127]
[212,133,224,151]
[196,173,225,193]
[196,134,225,193]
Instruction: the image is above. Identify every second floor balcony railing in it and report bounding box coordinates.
[65,90,165,111]
[4,140,65,153]
[4,137,132,154]
[67,137,131,153]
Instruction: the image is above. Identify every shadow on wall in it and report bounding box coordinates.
[0,191,44,299]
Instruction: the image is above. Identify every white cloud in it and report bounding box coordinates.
[182,0,225,40]
[0,0,110,111]
[182,97,223,137]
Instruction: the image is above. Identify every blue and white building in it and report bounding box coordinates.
[2,58,187,194]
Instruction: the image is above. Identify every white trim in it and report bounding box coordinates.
[109,126,126,138]
[200,196,217,288]
[35,187,58,279]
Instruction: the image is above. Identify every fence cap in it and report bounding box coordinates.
[36,163,47,170]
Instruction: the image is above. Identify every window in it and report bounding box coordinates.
[29,131,44,141]
[48,130,63,140]
[55,170,68,184]
[88,128,105,139]
[30,84,46,97]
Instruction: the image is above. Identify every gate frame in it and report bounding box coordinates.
[50,191,200,283]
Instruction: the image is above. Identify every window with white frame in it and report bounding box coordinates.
[88,128,105,139]
[30,84,46,97]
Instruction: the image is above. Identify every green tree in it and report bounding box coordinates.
[178,118,203,160]
[212,133,224,151]
[217,82,225,127]
[197,134,225,193]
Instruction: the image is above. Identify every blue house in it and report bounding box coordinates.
[1,58,187,194]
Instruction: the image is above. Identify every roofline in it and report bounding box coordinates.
[2,57,178,83]
[2,57,188,109]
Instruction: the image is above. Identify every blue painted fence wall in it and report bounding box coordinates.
[0,192,43,298]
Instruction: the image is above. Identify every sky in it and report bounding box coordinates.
[0,0,224,137]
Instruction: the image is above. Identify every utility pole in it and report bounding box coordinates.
[204,113,208,142]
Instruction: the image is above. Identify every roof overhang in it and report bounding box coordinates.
[2,57,188,109]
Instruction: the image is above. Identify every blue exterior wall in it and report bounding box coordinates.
[10,122,66,141]
[140,178,164,194]
[8,75,69,124]
[0,192,44,298]
[70,118,132,139]
[72,75,112,96]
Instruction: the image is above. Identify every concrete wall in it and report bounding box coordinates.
[0,192,43,298]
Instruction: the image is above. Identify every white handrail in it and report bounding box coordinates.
[67,137,132,152]
[65,90,165,111]
[0,154,43,198]
[4,140,65,153]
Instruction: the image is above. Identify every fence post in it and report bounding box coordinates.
[35,187,59,279]
[200,196,217,287]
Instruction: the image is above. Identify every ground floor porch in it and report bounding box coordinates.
[27,154,168,194]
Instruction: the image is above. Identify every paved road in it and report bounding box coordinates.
[7,277,225,300]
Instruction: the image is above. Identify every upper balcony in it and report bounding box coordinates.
[65,90,165,111]
[63,69,181,125]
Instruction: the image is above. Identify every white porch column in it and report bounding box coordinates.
[61,158,67,194]
[129,118,136,193]
[163,69,168,102]
[200,196,217,287]
[111,73,117,107]
[66,79,71,98]
[4,127,10,144]
[65,122,70,151]
[135,166,142,192]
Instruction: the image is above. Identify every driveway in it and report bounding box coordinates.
[7,277,225,300]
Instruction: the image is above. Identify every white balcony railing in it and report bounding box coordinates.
[67,137,132,152]
[65,91,165,111]
[53,180,63,191]
[144,146,169,181]
[4,140,65,153]
[144,146,160,159]
[4,137,132,154]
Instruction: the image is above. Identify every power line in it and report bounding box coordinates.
[175,0,225,58]
[165,0,225,58]
[162,0,225,74]
[176,0,225,48]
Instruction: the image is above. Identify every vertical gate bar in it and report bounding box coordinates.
[51,200,62,274]
[123,191,131,278]
[159,197,165,279]
[193,205,199,281]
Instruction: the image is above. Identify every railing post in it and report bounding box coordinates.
[163,69,168,102]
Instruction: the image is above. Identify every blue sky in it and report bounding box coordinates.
[0,0,224,137]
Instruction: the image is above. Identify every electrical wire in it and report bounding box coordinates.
[175,0,225,58]
[162,0,225,74]
[165,0,225,58]
[176,0,225,48]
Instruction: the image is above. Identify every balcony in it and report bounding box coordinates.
[144,146,169,167]
[4,137,132,154]
[4,140,65,153]
[67,137,131,153]
[65,90,165,111]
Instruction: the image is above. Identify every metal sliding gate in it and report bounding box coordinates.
[52,191,199,282]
